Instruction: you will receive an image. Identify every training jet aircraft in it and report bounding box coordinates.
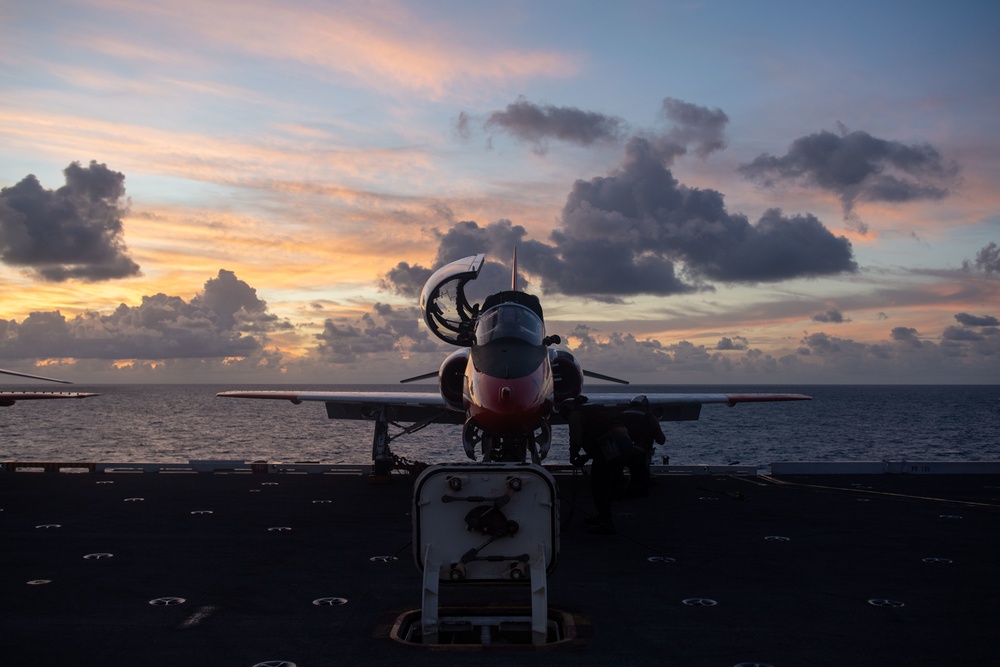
[219,253,809,477]
[0,368,99,406]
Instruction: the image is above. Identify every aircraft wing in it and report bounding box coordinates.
[557,392,812,423]
[218,390,810,424]
[0,391,100,407]
[217,390,464,424]
[1,367,74,383]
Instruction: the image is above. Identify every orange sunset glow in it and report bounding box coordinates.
[1,0,997,384]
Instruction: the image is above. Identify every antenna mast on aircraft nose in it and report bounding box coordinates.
[512,247,518,291]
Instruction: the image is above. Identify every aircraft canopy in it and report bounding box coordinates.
[475,303,544,346]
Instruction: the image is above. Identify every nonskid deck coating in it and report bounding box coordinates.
[2,468,998,666]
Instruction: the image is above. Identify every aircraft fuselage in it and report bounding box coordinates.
[465,340,553,434]
[462,301,555,458]
[419,253,581,461]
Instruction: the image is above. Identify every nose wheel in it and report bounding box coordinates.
[462,420,551,463]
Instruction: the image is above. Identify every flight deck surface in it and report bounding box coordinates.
[2,466,998,666]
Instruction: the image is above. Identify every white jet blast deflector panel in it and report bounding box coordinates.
[412,463,559,582]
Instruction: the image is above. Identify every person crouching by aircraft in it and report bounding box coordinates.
[566,396,634,535]
[619,395,666,497]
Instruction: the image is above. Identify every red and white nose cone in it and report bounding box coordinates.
[471,373,547,434]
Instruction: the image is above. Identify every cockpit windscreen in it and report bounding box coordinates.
[475,304,544,346]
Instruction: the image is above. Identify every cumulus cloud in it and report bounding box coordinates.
[473,95,729,162]
[656,97,729,160]
[315,303,439,363]
[739,126,959,232]
[0,160,141,281]
[0,270,288,360]
[533,136,856,297]
[954,312,999,327]
[195,268,286,332]
[565,319,1000,382]
[563,325,671,374]
[941,311,1000,351]
[963,242,999,274]
[379,219,540,301]
[943,326,984,342]
[482,96,626,153]
[891,326,924,348]
[395,100,858,302]
[422,219,530,271]
[563,324,797,379]
[716,336,749,350]
[379,262,434,299]
[796,321,1000,380]
[812,308,848,323]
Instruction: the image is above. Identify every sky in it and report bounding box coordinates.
[1,0,998,385]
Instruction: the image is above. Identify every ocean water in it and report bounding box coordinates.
[1,384,998,467]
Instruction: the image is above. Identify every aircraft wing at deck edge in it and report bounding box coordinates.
[216,390,460,424]
[0,368,100,406]
[216,389,810,425]
[561,392,811,423]
[582,392,812,408]
[0,391,101,406]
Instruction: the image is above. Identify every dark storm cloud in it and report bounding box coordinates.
[530,136,857,296]
[0,161,141,281]
[963,242,999,274]
[379,262,433,299]
[379,219,545,300]
[799,332,848,355]
[943,326,984,342]
[483,97,626,153]
[658,97,729,159]
[716,336,748,351]
[954,312,999,327]
[0,270,289,360]
[739,126,959,228]
[891,326,924,348]
[401,99,855,301]
[433,219,528,264]
[812,308,847,323]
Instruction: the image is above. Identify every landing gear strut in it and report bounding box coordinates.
[370,407,393,483]
[367,406,445,483]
